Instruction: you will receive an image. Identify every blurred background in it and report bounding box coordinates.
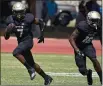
[0,0,101,38]
[0,0,102,85]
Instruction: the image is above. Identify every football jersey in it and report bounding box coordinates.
[76,21,97,46]
[6,13,34,42]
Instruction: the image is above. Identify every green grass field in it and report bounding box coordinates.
[1,53,102,86]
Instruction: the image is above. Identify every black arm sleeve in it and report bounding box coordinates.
[38,19,45,31]
[4,16,14,40]
[4,28,10,40]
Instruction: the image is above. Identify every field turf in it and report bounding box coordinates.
[1,53,102,86]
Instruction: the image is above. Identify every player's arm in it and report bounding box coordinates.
[69,28,84,57]
[4,23,15,40]
[69,29,80,52]
[34,18,45,43]
[34,18,45,32]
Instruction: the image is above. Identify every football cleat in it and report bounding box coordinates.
[87,69,93,85]
[44,75,53,86]
[28,68,36,80]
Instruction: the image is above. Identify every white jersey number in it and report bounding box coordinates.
[17,29,23,37]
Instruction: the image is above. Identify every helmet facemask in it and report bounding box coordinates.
[13,10,25,20]
[87,18,100,29]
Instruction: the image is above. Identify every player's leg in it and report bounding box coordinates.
[12,39,35,80]
[22,50,36,80]
[24,50,53,85]
[13,44,33,70]
[75,51,93,85]
[84,44,102,84]
[34,63,53,85]
[75,51,87,75]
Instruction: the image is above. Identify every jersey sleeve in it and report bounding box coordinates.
[25,13,35,23]
[76,21,85,32]
[6,15,14,25]
[76,21,89,33]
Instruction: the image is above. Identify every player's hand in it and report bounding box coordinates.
[38,36,44,43]
[4,23,15,40]
[7,23,15,33]
[76,50,84,58]
[38,30,44,43]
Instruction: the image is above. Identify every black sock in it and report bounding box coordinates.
[97,71,102,84]
[38,69,47,80]
[24,61,32,70]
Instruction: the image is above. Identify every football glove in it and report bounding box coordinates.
[7,23,15,33]
[39,19,45,31]
[38,31,44,43]
[4,23,15,40]
[38,35,44,43]
[76,50,84,58]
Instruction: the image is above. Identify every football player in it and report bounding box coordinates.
[4,2,53,86]
[69,11,102,85]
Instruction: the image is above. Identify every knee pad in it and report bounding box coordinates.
[79,68,87,75]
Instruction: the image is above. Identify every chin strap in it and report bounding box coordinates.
[93,24,97,30]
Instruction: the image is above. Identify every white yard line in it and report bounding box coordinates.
[46,72,98,77]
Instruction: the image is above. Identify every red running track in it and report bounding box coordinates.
[1,37,102,56]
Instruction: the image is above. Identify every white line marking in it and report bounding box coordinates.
[45,72,98,77]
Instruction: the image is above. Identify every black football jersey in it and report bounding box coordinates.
[6,13,34,42]
[76,21,97,45]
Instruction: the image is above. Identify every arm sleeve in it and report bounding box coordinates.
[76,22,84,32]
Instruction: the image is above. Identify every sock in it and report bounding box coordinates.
[24,61,32,70]
[38,69,47,80]
[97,71,102,84]
[87,69,91,75]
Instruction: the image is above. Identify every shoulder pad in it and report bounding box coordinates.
[25,13,35,23]
[6,15,14,25]
[76,21,88,31]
